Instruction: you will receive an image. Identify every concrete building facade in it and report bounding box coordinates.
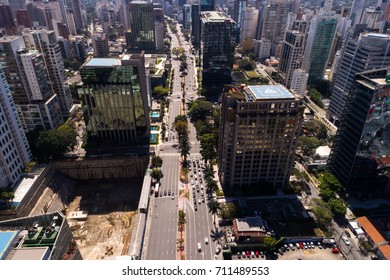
[218,84,304,193]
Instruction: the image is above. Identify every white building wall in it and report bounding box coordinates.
[290,68,308,96]
[0,68,31,189]
[240,7,259,42]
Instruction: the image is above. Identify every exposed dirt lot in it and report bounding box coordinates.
[65,178,143,260]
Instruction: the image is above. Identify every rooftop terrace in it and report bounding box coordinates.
[246,85,294,101]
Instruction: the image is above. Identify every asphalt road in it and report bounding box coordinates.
[144,23,216,260]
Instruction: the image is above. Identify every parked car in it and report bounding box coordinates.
[296,243,301,249]
[251,251,255,258]
[246,251,251,258]
[317,242,323,249]
[237,252,241,259]
[298,242,304,249]
[242,251,246,258]
[255,251,259,257]
[204,237,209,244]
[289,243,295,250]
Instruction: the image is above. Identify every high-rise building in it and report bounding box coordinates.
[278,30,305,88]
[6,0,26,15]
[260,0,292,55]
[70,35,87,61]
[201,11,236,93]
[200,0,214,11]
[0,4,14,28]
[218,84,304,193]
[23,29,74,116]
[290,69,308,96]
[80,53,150,144]
[328,68,390,193]
[254,38,271,60]
[57,37,71,60]
[92,34,109,58]
[126,1,156,51]
[302,11,338,85]
[153,5,164,51]
[191,3,201,49]
[240,6,258,42]
[183,4,191,30]
[15,9,31,28]
[0,66,31,189]
[349,0,369,26]
[0,36,63,131]
[327,33,390,123]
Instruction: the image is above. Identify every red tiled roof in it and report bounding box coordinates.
[379,245,390,260]
[357,216,386,244]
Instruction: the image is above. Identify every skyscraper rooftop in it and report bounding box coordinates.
[201,11,234,22]
[247,85,295,100]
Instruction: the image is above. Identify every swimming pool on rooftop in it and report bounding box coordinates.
[151,112,160,118]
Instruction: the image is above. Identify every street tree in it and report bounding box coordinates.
[151,168,163,181]
[175,120,188,141]
[263,236,278,251]
[151,155,163,168]
[188,100,213,122]
[179,136,190,162]
[319,172,341,193]
[328,198,347,217]
[200,133,216,165]
[206,179,218,193]
[208,200,221,226]
[319,186,335,201]
[210,228,224,244]
[311,199,333,227]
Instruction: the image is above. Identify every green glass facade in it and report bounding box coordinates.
[80,56,149,144]
[308,18,337,84]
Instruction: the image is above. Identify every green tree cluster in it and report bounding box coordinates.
[151,155,163,168]
[317,172,347,216]
[27,124,77,162]
[200,133,217,165]
[174,115,191,162]
[298,136,321,157]
[309,88,324,109]
[188,100,214,123]
[237,58,256,71]
[151,168,163,181]
[153,85,170,100]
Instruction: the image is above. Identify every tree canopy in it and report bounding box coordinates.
[27,124,77,162]
[263,236,278,251]
[188,100,214,123]
[151,168,163,181]
[319,172,341,193]
[200,133,217,165]
[327,197,347,217]
[298,136,321,157]
[151,155,163,168]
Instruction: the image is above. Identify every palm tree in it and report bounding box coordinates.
[208,200,221,227]
[206,179,218,194]
[210,228,224,245]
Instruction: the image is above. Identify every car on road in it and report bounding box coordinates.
[332,247,340,254]
[198,199,201,205]
[245,251,250,258]
[159,193,162,197]
[171,195,174,200]
[255,251,259,257]
[342,236,350,246]
[197,243,201,252]
[242,251,246,258]
[205,237,209,244]
[194,206,197,211]
[202,198,205,203]
[164,190,167,196]
[251,251,255,258]
[237,252,241,259]
[168,190,171,196]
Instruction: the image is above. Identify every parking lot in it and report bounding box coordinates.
[278,247,344,260]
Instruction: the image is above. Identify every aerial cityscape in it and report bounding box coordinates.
[1,0,390,261]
